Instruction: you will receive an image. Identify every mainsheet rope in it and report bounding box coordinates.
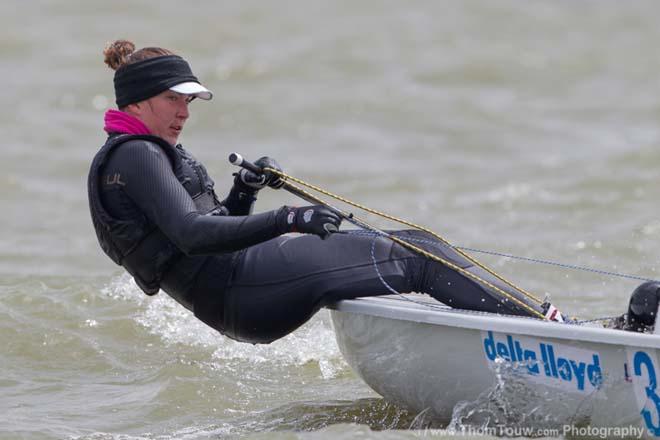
[259,167,660,326]
[231,155,657,324]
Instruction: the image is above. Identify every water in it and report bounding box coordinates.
[2,1,660,438]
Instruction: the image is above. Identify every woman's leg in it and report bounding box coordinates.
[222,231,411,343]
[222,230,543,344]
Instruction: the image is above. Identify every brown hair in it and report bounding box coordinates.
[103,39,175,71]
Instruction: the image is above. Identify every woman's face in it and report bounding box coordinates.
[131,90,193,145]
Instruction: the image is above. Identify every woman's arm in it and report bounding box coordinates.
[105,140,286,255]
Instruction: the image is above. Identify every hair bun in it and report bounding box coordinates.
[103,40,136,71]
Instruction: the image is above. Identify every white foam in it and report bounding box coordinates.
[100,273,146,304]
[101,274,347,377]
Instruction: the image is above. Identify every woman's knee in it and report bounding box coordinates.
[393,229,439,243]
[390,230,446,259]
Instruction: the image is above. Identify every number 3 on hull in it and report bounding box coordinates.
[628,348,660,436]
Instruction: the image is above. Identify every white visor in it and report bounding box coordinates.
[169,82,213,100]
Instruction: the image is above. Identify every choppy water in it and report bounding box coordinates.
[3,1,660,439]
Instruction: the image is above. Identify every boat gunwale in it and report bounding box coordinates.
[327,295,660,349]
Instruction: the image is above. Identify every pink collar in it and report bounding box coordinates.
[103,109,151,135]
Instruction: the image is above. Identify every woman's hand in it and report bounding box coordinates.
[278,205,342,239]
[235,156,285,190]
[254,156,285,189]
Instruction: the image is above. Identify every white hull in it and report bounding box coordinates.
[329,295,660,437]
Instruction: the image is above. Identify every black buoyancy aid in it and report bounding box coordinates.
[88,134,225,295]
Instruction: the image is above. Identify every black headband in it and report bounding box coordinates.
[114,55,200,107]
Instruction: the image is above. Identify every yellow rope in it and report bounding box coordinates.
[266,169,547,319]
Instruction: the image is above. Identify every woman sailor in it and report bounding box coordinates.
[88,40,554,344]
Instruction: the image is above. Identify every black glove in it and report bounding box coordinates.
[277,205,342,239]
[235,156,284,190]
[254,156,285,189]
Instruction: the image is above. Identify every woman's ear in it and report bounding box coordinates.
[124,102,141,117]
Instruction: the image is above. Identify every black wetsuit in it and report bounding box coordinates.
[89,135,542,344]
